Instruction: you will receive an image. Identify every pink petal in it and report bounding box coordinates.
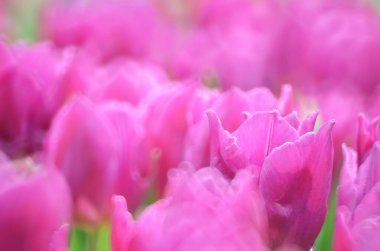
[260,120,334,249]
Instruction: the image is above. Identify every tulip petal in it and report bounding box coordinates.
[111,196,134,251]
[260,121,334,249]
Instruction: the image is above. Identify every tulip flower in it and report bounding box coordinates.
[334,115,380,251]
[142,83,203,195]
[88,60,167,106]
[111,164,269,251]
[50,224,70,251]
[0,41,61,157]
[46,96,151,223]
[158,0,282,90]
[42,0,172,62]
[184,85,294,168]
[208,109,334,249]
[284,0,380,93]
[357,114,380,165]
[98,101,151,213]
[0,159,72,251]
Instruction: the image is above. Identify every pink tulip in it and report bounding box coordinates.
[275,0,380,168]
[142,83,203,195]
[184,85,294,168]
[50,224,70,251]
[53,50,167,108]
[143,84,295,194]
[208,109,334,249]
[111,164,269,251]
[156,0,255,28]
[46,96,151,223]
[98,101,151,213]
[334,115,380,251]
[0,159,72,251]
[260,118,334,249]
[0,41,62,157]
[42,0,172,62]
[87,60,167,106]
[156,0,283,90]
[357,114,380,165]
[284,0,380,93]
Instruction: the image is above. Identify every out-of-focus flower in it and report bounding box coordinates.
[142,83,203,195]
[52,49,168,107]
[305,87,380,167]
[98,101,151,213]
[87,60,168,106]
[0,41,62,157]
[208,109,334,249]
[357,114,380,165]
[284,0,380,93]
[50,224,70,251]
[164,0,283,90]
[334,115,380,251]
[263,0,380,168]
[46,96,151,223]
[0,159,72,251]
[42,0,172,62]
[184,85,294,168]
[111,165,269,251]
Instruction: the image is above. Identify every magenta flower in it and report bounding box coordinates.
[0,159,72,251]
[334,115,380,251]
[143,84,294,194]
[87,60,167,106]
[99,101,151,213]
[142,83,202,195]
[208,109,334,249]
[158,0,282,90]
[0,41,61,157]
[184,85,294,168]
[50,224,70,251]
[111,165,269,251]
[42,0,172,62]
[357,114,380,165]
[46,96,151,223]
[284,0,380,93]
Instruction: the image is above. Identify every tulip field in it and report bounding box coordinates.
[2,0,380,250]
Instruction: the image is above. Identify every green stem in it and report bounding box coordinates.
[70,224,111,251]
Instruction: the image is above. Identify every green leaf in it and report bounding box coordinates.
[314,188,337,251]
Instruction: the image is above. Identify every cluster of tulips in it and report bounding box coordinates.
[2,0,380,250]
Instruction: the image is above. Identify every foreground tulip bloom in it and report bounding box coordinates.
[0,159,72,251]
[334,116,380,251]
[46,96,151,223]
[184,85,294,168]
[111,165,269,251]
[208,109,334,249]
[143,84,293,194]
